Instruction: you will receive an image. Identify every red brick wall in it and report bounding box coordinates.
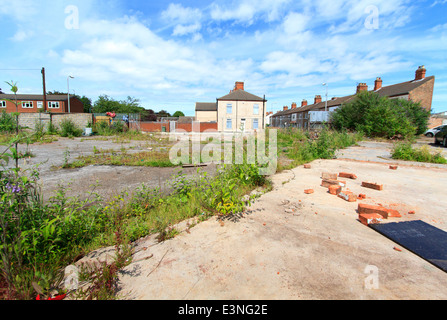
[1,97,84,113]
[139,122,218,133]
[409,77,435,111]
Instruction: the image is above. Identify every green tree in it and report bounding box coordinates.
[331,91,429,139]
[172,111,185,117]
[93,95,145,114]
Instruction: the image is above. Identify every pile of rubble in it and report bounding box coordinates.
[303,164,415,226]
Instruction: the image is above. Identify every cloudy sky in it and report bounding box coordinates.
[1,0,446,115]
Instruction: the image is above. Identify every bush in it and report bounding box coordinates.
[59,119,82,137]
[391,142,447,164]
[0,111,17,133]
[331,91,429,139]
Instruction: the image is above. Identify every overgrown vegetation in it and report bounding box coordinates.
[331,91,430,139]
[391,142,447,164]
[59,119,83,138]
[276,127,363,170]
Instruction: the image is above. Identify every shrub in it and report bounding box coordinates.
[331,91,429,139]
[391,142,447,164]
[0,111,17,133]
[59,119,82,137]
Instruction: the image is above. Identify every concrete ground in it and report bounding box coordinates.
[115,139,447,300]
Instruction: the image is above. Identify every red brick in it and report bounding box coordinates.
[385,208,402,218]
[321,179,347,188]
[339,172,357,180]
[304,189,314,194]
[361,182,383,191]
[359,213,383,226]
[358,203,389,218]
[389,165,398,170]
[408,210,416,215]
[328,185,342,195]
[358,194,366,200]
[304,164,311,169]
[321,172,338,180]
[338,191,357,202]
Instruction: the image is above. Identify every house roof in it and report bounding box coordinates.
[195,102,217,112]
[217,90,266,102]
[373,76,435,98]
[0,94,73,101]
[271,75,435,118]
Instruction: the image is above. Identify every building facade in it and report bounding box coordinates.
[0,94,84,113]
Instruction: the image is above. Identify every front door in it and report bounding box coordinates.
[240,119,246,132]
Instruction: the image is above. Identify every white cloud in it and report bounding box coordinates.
[10,29,33,42]
[172,23,202,36]
[161,3,203,24]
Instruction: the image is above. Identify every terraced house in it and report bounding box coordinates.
[0,94,84,113]
[271,66,435,130]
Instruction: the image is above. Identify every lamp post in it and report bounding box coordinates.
[67,76,74,113]
[322,83,328,112]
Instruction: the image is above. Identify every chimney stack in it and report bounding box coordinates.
[314,95,322,104]
[234,81,245,91]
[356,83,368,94]
[374,77,382,91]
[415,66,426,81]
[283,106,288,111]
[301,100,308,107]
[291,102,297,109]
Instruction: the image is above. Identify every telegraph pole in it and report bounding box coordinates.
[42,67,47,112]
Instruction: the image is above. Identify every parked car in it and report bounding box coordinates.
[434,126,447,147]
[425,125,447,137]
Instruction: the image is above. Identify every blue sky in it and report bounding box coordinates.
[1,0,446,115]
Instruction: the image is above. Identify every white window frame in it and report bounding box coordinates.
[48,101,60,109]
[22,101,33,109]
[0,100,6,108]
[226,104,232,114]
[253,104,259,115]
[253,118,259,129]
[226,118,232,129]
[291,114,297,121]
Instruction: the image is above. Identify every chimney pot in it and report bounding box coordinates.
[283,106,288,111]
[301,99,308,107]
[374,77,383,91]
[234,81,245,91]
[415,66,426,80]
[314,95,322,104]
[356,83,368,94]
[291,102,297,109]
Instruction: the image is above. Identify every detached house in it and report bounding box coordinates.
[195,81,267,132]
[271,66,435,129]
[0,94,84,113]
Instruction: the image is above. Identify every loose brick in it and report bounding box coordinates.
[408,210,416,215]
[359,213,383,226]
[304,164,311,169]
[321,179,347,188]
[358,203,389,218]
[385,208,402,218]
[339,172,357,180]
[328,185,342,195]
[358,194,366,200]
[389,165,398,170]
[361,182,383,191]
[338,191,357,202]
[304,189,314,194]
[321,172,338,180]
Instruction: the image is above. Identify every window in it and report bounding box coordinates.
[253,118,259,129]
[226,104,232,114]
[253,104,259,115]
[48,101,60,109]
[22,101,33,108]
[291,114,297,121]
[37,101,43,109]
[226,119,232,129]
[0,101,6,108]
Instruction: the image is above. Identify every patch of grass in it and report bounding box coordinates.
[391,142,447,164]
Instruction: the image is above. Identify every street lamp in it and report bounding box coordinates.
[322,83,328,112]
[67,76,74,113]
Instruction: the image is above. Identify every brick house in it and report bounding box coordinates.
[0,94,84,113]
[195,81,267,132]
[271,66,435,129]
